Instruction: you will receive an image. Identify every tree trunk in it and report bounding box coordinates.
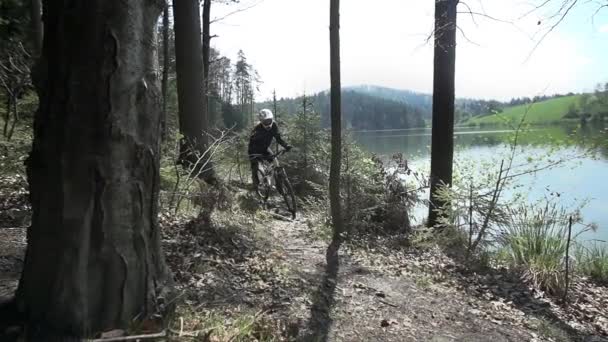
[172,0,216,183]
[17,0,173,338]
[7,96,18,141]
[329,0,343,242]
[428,0,458,228]
[3,93,9,138]
[30,0,43,55]
[161,1,170,140]
[273,89,278,153]
[202,0,211,127]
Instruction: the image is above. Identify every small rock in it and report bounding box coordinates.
[468,309,483,316]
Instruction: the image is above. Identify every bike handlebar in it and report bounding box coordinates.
[250,148,291,160]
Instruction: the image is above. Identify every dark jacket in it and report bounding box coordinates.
[248,122,288,155]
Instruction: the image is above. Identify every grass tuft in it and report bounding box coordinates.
[576,242,608,284]
[497,202,580,295]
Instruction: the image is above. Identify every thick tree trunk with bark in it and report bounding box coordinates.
[17,0,173,338]
[172,0,216,183]
[202,0,211,128]
[161,1,170,140]
[428,0,458,227]
[329,0,343,241]
[29,0,43,55]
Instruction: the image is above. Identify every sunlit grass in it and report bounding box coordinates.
[167,306,285,341]
[467,95,580,125]
[496,202,582,295]
[576,242,608,284]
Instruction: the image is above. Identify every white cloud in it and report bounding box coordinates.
[599,24,608,33]
[211,0,598,101]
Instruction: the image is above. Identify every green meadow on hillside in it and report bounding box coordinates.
[467,95,580,126]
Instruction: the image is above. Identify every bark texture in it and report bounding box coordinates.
[161,1,170,139]
[202,0,211,128]
[329,0,343,241]
[30,0,43,55]
[18,0,172,338]
[172,0,216,183]
[428,0,458,227]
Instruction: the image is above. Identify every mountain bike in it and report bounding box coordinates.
[253,149,297,219]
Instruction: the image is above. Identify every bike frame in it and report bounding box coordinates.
[253,149,287,186]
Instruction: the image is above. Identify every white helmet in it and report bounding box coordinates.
[258,109,274,129]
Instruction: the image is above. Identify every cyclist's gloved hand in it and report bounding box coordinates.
[285,145,293,152]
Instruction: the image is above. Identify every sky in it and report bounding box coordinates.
[210,0,608,101]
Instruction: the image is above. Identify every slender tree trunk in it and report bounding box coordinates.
[172,0,216,183]
[329,0,343,241]
[428,0,458,227]
[202,0,211,127]
[302,95,308,168]
[161,1,170,140]
[30,0,43,55]
[7,96,18,141]
[17,1,173,338]
[273,89,278,153]
[3,94,9,138]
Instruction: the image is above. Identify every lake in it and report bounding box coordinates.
[353,124,608,243]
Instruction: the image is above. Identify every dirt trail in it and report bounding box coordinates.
[267,218,541,342]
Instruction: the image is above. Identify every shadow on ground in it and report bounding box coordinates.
[299,238,341,342]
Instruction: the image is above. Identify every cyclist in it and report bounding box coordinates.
[248,109,292,188]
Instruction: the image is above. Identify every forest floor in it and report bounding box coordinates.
[1,178,608,341]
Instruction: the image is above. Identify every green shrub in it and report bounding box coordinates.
[576,242,608,284]
[496,202,582,294]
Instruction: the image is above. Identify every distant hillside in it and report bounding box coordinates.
[259,85,595,130]
[346,85,505,121]
[259,90,426,130]
[466,95,581,125]
[345,85,433,115]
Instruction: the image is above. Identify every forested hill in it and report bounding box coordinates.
[345,85,433,115]
[259,90,426,130]
[260,85,508,130]
[348,85,506,121]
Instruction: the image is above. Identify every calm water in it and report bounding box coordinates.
[353,124,608,243]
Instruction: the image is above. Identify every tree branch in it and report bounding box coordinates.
[88,331,166,342]
[210,1,264,24]
[525,0,578,61]
[459,1,480,26]
[456,10,513,24]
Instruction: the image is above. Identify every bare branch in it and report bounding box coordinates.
[87,331,166,342]
[456,10,514,24]
[591,3,608,21]
[525,0,578,61]
[518,0,553,20]
[210,1,264,24]
[459,1,480,26]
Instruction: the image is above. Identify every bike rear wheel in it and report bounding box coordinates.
[276,169,297,219]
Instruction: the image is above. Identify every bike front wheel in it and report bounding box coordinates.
[276,169,297,219]
[256,169,270,204]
